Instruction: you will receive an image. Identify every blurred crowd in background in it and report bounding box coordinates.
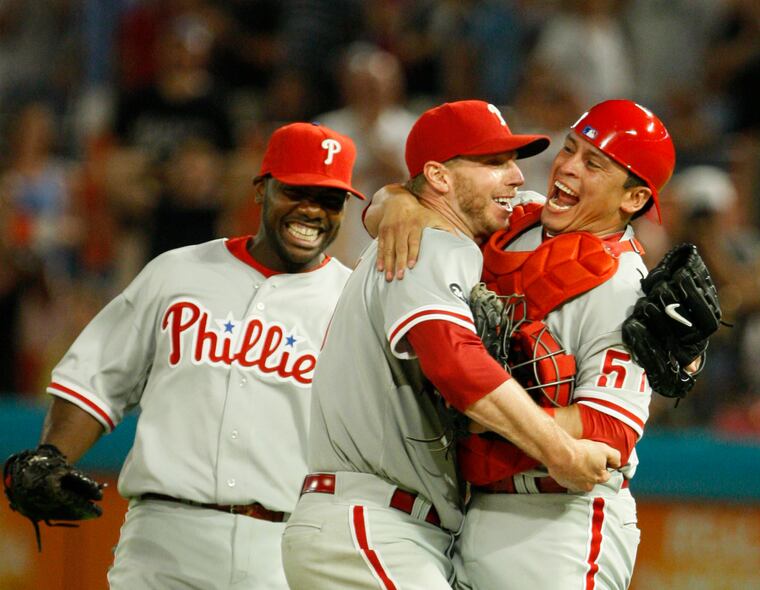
[0,0,758,436]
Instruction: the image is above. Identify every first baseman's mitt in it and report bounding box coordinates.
[4,444,104,550]
[622,243,723,399]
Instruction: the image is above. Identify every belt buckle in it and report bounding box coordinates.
[232,503,260,518]
[301,473,336,495]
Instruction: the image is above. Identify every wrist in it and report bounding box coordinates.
[539,424,576,471]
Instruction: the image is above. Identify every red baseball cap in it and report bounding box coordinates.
[258,122,366,200]
[405,100,550,177]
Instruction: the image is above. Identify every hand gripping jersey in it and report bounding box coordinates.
[47,237,351,511]
[461,205,650,485]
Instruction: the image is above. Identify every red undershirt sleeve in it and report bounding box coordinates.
[577,404,638,465]
[406,320,638,467]
[459,404,638,482]
[406,319,511,413]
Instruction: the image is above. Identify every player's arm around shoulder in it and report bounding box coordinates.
[388,228,484,291]
[381,229,484,355]
[365,184,452,280]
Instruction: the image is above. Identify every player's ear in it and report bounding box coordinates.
[422,161,451,193]
[621,186,651,216]
[253,175,267,204]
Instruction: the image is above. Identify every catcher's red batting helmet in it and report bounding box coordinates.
[570,99,675,223]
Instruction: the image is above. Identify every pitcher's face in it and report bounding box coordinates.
[449,152,524,241]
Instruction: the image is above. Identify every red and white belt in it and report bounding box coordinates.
[300,473,441,527]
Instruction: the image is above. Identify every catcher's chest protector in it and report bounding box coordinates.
[482,205,643,321]
[481,205,644,408]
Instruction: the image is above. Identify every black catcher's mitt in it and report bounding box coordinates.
[4,444,104,550]
[622,243,722,399]
[469,282,511,364]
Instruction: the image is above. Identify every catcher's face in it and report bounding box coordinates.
[448,152,524,241]
[253,178,347,271]
[542,133,649,236]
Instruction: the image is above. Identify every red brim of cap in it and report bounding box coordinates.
[462,134,551,160]
[270,172,366,200]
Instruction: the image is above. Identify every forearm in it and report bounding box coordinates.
[363,183,420,238]
[409,322,617,490]
[552,404,583,438]
[465,381,576,472]
[410,321,578,470]
[40,397,105,462]
[549,403,636,462]
[574,403,637,464]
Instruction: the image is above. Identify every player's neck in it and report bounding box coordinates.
[417,194,476,242]
[545,220,629,241]
[247,236,325,274]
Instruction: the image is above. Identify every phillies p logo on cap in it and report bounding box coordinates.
[321,139,342,165]
[487,103,507,126]
[258,122,366,200]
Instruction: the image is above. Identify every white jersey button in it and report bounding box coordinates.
[227,478,236,487]
[231,430,239,439]
[240,377,247,386]
[256,302,265,310]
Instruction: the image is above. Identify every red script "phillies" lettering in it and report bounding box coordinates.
[161,300,317,386]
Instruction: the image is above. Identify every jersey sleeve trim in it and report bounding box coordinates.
[47,381,116,432]
[388,305,475,358]
[576,397,645,437]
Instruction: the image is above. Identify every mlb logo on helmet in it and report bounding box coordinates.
[581,125,598,140]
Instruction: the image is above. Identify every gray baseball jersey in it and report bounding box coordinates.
[47,237,351,511]
[307,228,483,533]
[461,224,651,590]
[509,224,650,479]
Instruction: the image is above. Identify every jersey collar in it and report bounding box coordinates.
[224,236,333,277]
[542,227,628,244]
